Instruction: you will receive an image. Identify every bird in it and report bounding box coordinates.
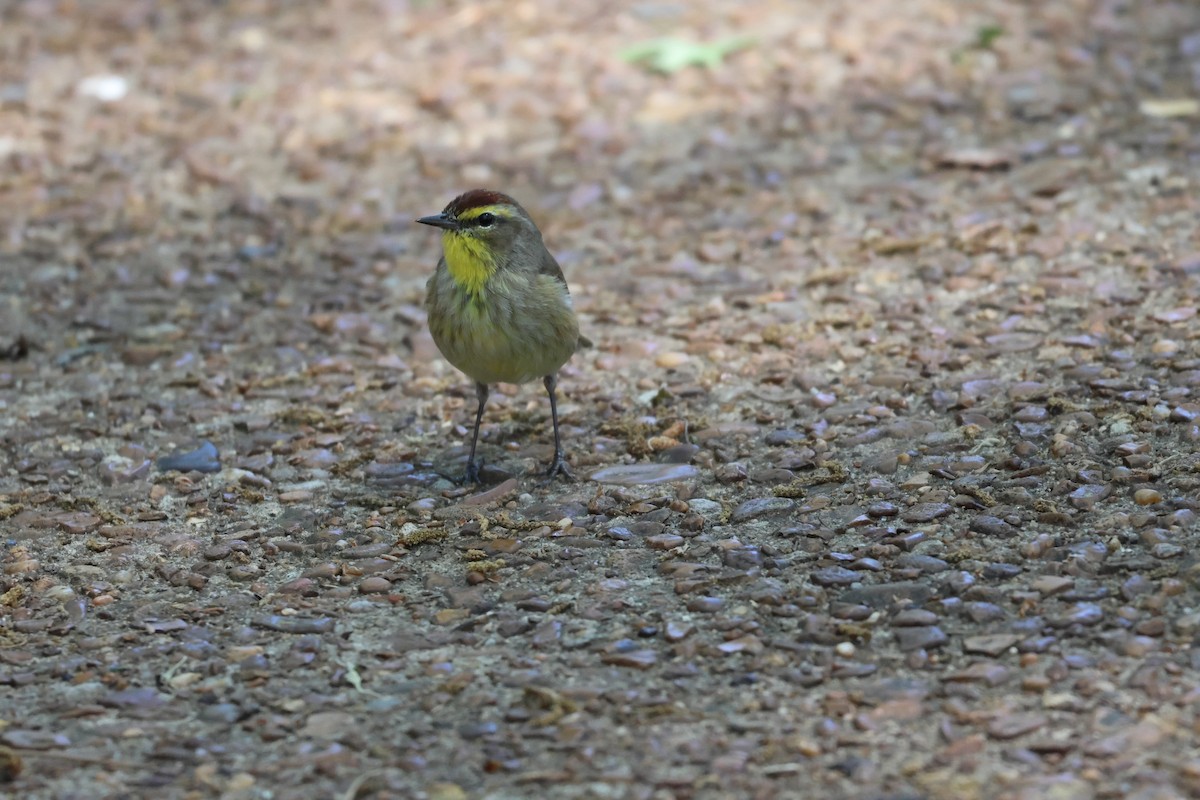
[417,189,591,484]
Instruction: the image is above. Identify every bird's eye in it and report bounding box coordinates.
[476,212,496,227]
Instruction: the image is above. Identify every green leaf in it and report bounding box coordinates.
[619,36,754,74]
[975,24,1004,49]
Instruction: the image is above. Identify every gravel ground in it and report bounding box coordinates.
[2,1,1200,798]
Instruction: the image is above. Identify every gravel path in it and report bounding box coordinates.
[2,1,1199,798]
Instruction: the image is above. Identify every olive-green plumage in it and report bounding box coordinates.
[418,189,590,483]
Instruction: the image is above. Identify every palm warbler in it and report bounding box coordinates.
[418,189,591,483]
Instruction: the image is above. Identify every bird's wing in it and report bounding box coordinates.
[538,248,592,350]
[538,246,569,288]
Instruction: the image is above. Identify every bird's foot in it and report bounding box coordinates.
[542,453,576,483]
[462,459,482,486]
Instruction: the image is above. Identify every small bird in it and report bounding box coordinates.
[417,189,591,483]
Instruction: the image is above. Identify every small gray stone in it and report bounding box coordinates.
[896,554,949,574]
[729,497,795,523]
[963,634,1021,656]
[970,515,1017,537]
[199,703,243,724]
[811,566,859,586]
[590,463,700,485]
[686,499,723,518]
[839,582,934,609]
[765,429,805,446]
[1047,603,1104,628]
[902,502,952,523]
[1068,483,1112,510]
[895,626,947,651]
[157,440,221,473]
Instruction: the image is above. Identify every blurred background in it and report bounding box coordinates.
[3,0,1196,378]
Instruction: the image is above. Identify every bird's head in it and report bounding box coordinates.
[416,189,543,274]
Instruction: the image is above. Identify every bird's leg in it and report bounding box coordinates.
[464,381,488,484]
[542,373,575,481]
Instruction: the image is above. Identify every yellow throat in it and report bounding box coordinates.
[442,231,496,297]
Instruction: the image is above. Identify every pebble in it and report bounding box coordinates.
[892,609,939,627]
[364,461,416,487]
[102,687,169,709]
[646,533,684,550]
[728,497,795,523]
[1152,543,1184,559]
[1047,603,1104,628]
[589,463,700,485]
[1068,483,1112,510]
[765,429,805,446]
[1017,636,1056,654]
[840,582,934,609]
[293,448,338,469]
[157,440,221,473]
[946,663,1011,686]
[279,578,314,597]
[342,543,392,559]
[686,596,724,613]
[982,563,1023,580]
[251,615,335,634]
[1,729,71,752]
[941,571,975,596]
[831,603,872,620]
[901,502,951,523]
[407,497,440,514]
[1153,306,1196,323]
[655,352,689,368]
[203,543,233,561]
[722,546,762,569]
[896,554,949,574]
[715,463,749,483]
[1133,488,1162,505]
[199,703,242,724]
[963,634,1021,656]
[960,603,1008,626]
[658,443,700,463]
[867,502,898,518]
[457,721,498,740]
[359,577,392,594]
[56,513,102,535]
[686,499,723,518]
[1013,406,1048,422]
[98,454,152,484]
[987,713,1047,740]
[970,515,1018,537]
[1031,576,1074,596]
[461,478,520,506]
[810,567,859,587]
[664,621,693,641]
[600,649,658,669]
[435,608,469,625]
[77,73,128,102]
[895,626,947,651]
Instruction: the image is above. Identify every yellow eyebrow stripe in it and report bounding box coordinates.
[456,204,513,222]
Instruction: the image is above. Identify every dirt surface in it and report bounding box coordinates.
[2,1,1200,798]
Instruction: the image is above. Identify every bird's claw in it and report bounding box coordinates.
[462,459,482,486]
[542,454,576,483]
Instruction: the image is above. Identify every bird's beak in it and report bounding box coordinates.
[416,213,459,231]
